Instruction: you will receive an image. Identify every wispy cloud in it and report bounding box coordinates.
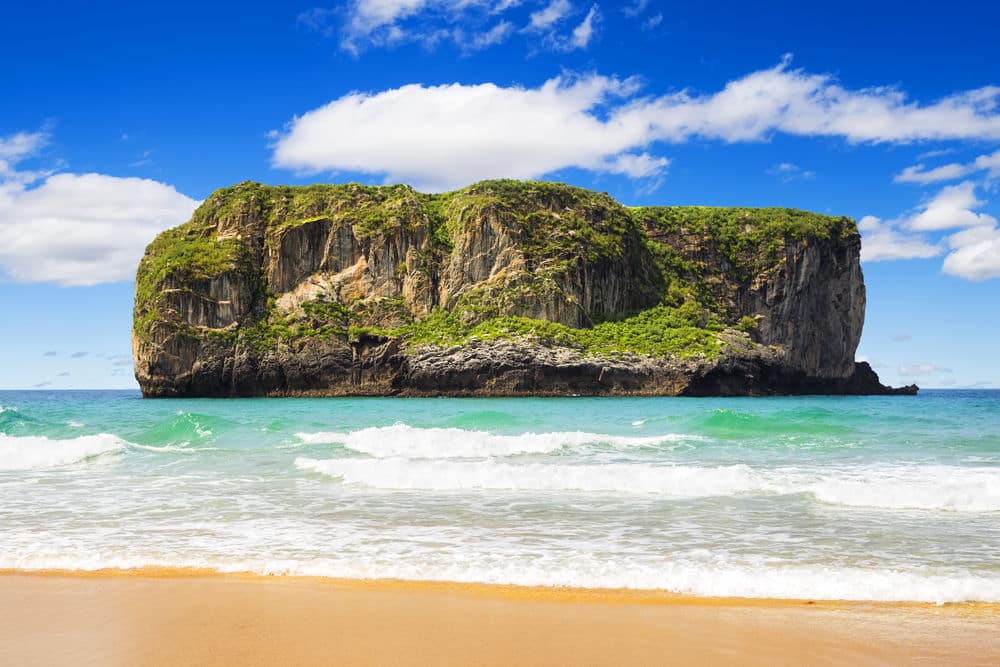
[898,362,953,377]
[300,1,602,55]
[767,162,815,182]
[894,148,1000,185]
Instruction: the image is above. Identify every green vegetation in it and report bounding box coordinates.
[134,225,251,340]
[635,205,854,278]
[389,303,723,358]
[135,179,856,361]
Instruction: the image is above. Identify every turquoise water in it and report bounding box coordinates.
[1,390,998,602]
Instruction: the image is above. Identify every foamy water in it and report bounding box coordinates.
[1,390,998,603]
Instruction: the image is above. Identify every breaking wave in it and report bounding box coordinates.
[296,456,1000,511]
[295,424,699,458]
[0,433,129,470]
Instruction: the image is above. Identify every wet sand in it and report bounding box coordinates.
[1,572,998,666]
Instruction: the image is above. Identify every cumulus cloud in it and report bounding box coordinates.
[272,59,1000,191]
[0,130,199,286]
[907,182,995,231]
[894,148,1000,185]
[272,74,656,190]
[861,182,1000,281]
[942,222,1000,281]
[858,215,942,262]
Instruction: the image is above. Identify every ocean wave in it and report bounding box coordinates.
[296,457,767,496]
[138,411,222,446]
[295,457,1000,511]
[0,433,128,470]
[129,443,224,454]
[807,466,1000,512]
[2,549,997,603]
[295,424,699,458]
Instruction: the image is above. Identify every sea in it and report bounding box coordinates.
[1,389,998,603]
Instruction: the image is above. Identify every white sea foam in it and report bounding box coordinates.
[297,457,768,496]
[806,466,1000,512]
[0,433,128,470]
[296,456,1000,511]
[129,443,223,454]
[1,549,997,604]
[295,424,698,458]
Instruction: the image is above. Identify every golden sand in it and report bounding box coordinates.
[0,570,997,666]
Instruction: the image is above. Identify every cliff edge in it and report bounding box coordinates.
[132,180,917,397]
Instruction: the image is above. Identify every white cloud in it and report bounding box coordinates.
[622,0,648,18]
[894,162,973,184]
[629,58,1000,143]
[642,12,662,30]
[459,20,514,51]
[604,152,669,178]
[907,182,995,231]
[858,216,942,262]
[273,60,1000,191]
[767,162,815,182]
[862,183,1000,281]
[271,74,658,191]
[305,0,546,53]
[0,131,198,286]
[942,223,1000,281]
[893,148,1000,185]
[974,148,1000,179]
[569,4,599,50]
[527,0,572,30]
[0,130,48,161]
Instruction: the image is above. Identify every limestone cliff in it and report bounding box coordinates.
[132,180,916,397]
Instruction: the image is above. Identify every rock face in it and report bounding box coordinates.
[133,180,916,397]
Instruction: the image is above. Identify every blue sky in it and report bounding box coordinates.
[1,0,999,389]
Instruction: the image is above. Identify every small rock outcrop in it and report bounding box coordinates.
[132,180,915,397]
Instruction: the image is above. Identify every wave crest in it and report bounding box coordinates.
[0,433,128,470]
[295,424,698,458]
[296,457,763,497]
[295,457,1000,511]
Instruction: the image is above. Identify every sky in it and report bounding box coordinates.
[1,0,999,390]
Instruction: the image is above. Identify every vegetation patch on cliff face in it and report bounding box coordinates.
[135,179,856,365]
[134,225,252,340]
[635,206,855,277]
[346,302,723,359]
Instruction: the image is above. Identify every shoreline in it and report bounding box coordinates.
[2,565,999,611]
[2,570,998,666]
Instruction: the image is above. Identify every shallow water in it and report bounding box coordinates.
[1,390,998,602]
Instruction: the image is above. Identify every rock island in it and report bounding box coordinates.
[132,180,917,397]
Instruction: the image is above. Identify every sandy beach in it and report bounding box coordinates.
[1,571,997,666]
